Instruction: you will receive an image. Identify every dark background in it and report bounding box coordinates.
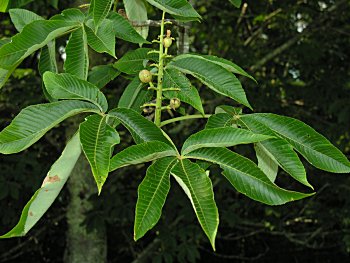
[0,0,349,262]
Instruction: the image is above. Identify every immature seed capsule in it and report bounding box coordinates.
[139,69,152,83]
[170,98,181,110]
[163,37,173,48]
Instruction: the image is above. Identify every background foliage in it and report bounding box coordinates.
[0,0,349,262]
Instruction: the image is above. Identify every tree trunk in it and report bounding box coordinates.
[64,154,107,263]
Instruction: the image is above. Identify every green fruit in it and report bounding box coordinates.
[163,37,173,48]
[139,69,152,83]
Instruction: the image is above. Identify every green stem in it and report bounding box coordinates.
[160,114,212,127]
[154,11,166,127]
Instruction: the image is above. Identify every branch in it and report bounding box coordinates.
[250,0,348,72]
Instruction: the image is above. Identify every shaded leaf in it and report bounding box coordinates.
[88,65,120,89]
[118,76,153,111]
[64,27,89,80]
[163,68,204,114]
[114,48,155,74]
[108,11,149,44]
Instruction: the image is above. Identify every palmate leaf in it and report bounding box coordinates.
[43,72,108,112]
[108,12,149,44]
[118,76,153,111]
[145,0,201,21]
[80,115,120,193]
[64,27,89,80]
[207,112,310,187]
[0,19,80,69]
[181,127,273,155]
[88,65,120,89]
[185,148,314,205]
[134,157,178,240]
[85,19,116,57]
[171,159,219,250]
[168,54,252,109]
[110,141,177,171]
[9,8,43,32]
[0,133,81,238]
[90,0,114,28]
[0,100,100,154]
[163,68,204,115]
[114,48,156,74]
[123,0,149,40]
[240,114,350,173]
[108,108,172,146]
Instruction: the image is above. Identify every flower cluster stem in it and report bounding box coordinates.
[154,11,166,127]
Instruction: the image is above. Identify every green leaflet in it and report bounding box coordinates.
[168,55,252,110]
[229,0,242,8]
[178,54,256,83]
[50,8,85,23]
[240,113,350,173]
[43,72,108,112]
[80,115,120,193]
[114,48,156,74]
[9,8,43,32]
[88,65,120,89]
[90,0,114,28]
[108,108,172,146]
[163,68,204,115]
[0,133,81,238]
[171,159,219,250]
[134,157,178,240]
[0,100,100,154]
[38,41,58,102]
[255,143,279,183]
[85,19,116,57]
[110,141,177,171]
[123,0,149,40]
[182,127,273,155]
[107,12,149,44]
[64,27,89,80]
[186,147,314,205]
[205,113,233,129]
[145,0,201,21]
[118,76,153,111]
[0,20,80,69]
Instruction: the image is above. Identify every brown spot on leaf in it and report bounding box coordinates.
[29,212,33,216]
[42,175,61,186]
